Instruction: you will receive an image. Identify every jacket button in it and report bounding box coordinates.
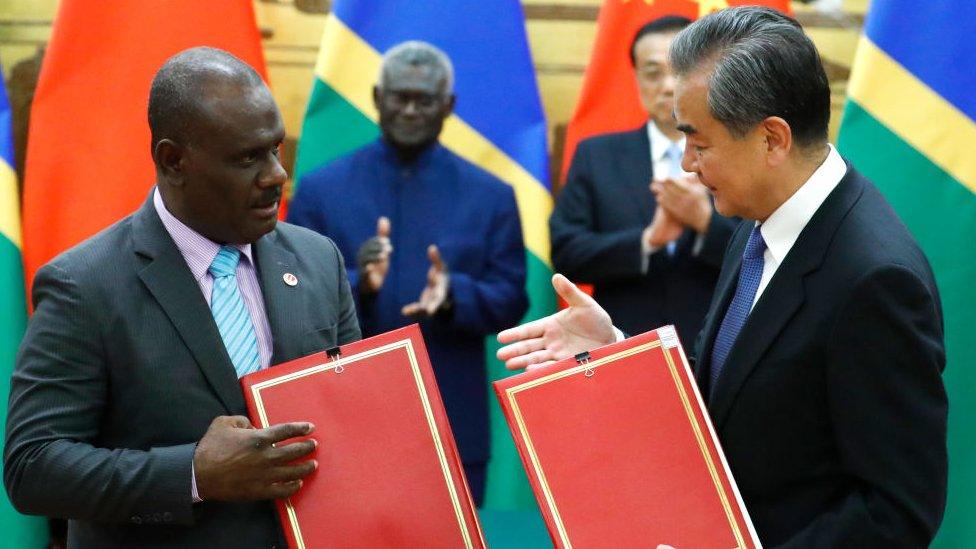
[131,516,142,524]
[163,512,173,522]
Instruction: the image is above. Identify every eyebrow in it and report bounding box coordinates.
[676,123,697,135]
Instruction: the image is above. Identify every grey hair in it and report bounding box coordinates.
[148,46,264,148]
[377,40,454,94]
[669,6,830,146]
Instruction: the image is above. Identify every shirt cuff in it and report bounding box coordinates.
[640,237,661,275]
[191,461,202,503]
[613,326,626,343]
[691,233,707,257]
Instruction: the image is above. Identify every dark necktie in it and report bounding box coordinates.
[709,226,767,393]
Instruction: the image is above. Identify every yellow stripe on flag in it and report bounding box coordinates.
[848,37,976,195]
[315,14,553,266]
[0,160,21,248]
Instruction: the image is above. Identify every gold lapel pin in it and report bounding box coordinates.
[283,273,298,286]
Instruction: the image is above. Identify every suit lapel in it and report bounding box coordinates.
[707,168,866,428]
[254,230,303,366]
[132,195,245,414]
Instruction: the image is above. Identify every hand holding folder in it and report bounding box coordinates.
[193,416,317,502]
[240,325,484,549]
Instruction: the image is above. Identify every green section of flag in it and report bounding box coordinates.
[0,234,48,547]
[297,76,555,511]
[293,78,379,189]
[485,252,555,510]
[838,100,976,546]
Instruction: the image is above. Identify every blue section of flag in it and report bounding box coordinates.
[0,66,14,167]
[332,0,550,190]
[864,0,976,123]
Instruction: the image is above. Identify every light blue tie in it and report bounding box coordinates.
[709,226,767,395]
[665,143,684,256]
[209,246,261,378]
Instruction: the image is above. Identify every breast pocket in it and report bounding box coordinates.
[302,323,338,355]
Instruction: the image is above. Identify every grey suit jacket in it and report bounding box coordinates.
[4,194,361,548]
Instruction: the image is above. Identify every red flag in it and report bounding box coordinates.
[22,0,269,294]
[560,0,792,183]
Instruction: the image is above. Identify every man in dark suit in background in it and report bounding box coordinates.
[499,7,947,546]
[550,15,736,344]
[5,47,360,548]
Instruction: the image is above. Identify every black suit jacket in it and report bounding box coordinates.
[4,194,361,548]
[694,166,947,547]
[550,125,736,344]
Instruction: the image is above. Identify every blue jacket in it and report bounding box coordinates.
[288,138,529,463]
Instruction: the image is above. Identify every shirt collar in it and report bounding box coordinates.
[376,137,442,169]
[647,120,685,164]
[153,187,253,282]
[759,144,847,265]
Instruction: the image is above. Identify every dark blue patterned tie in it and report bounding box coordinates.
[709,226,767,392]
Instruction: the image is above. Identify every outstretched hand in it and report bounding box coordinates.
[496,274,616,370]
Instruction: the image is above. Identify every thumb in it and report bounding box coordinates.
[552,273,592,308]
[427,245,444,269]
[377,216,391,238]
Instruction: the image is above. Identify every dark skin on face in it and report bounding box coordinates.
[372,64,455,161]
[155,79,287,245]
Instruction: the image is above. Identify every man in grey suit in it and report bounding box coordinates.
[4,47,360,548]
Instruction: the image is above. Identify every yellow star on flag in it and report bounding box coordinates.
[693,0,730,16]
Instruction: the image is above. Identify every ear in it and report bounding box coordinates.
[441,94,456,117]
[372,85,382,113]
[760,116,792,167]
[154,138,186,186]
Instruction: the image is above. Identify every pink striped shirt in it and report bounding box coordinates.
[153,188,273,369]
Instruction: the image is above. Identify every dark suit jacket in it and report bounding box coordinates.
[4,194,361,548]
[694,166,948,547]
[550,125,736,345]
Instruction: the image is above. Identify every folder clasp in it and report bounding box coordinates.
[575,352,595,378]
[326,346,344,374]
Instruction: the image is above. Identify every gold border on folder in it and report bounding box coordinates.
[504,341,746,549]
[249,338,478,549]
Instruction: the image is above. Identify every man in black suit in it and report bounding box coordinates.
[498,7,947,546]
[5,48,360,548]
[550,15,736,343]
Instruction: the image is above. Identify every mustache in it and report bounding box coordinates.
[254,188,282,207]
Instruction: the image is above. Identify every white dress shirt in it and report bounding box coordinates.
[752,144,847,310]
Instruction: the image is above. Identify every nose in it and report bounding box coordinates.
[402,99,419,116]
[661,71,676,95]
[260,152,288,189]
[681,142,697,173]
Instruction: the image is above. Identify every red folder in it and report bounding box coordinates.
[241,324,485,549]
[494,326,759,548]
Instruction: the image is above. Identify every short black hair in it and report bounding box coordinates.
[629,15,693,67]
[669,7,830,147]
[147,47,264,149]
